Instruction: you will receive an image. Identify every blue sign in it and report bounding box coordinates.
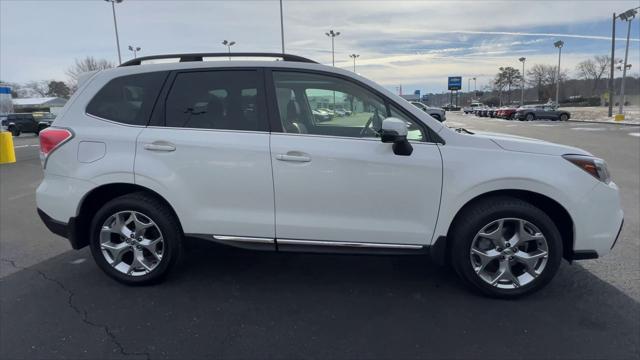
[0,86,11,94]
[414,90,421,97]
[448,76,462,91]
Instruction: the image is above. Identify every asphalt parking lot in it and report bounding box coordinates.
[1,116,639,359]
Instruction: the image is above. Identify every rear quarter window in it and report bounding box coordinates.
[86,72,167,126]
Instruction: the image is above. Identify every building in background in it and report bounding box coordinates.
[0,85,13,115]
[12,97,67,115]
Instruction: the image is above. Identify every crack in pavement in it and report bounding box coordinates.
[0,258,151,360]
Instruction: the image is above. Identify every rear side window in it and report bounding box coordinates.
[86,72,166,126]
[164,70,266,131]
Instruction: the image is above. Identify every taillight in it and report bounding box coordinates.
[39,128,73,168]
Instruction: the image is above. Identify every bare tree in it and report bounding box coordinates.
[576,55,611,95]
[22,80,50,97]
[66,56,115,91]
[527,64,568,101]
[494,66,522,105]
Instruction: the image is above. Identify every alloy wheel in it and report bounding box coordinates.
[470,218,549,289]
[99,210,164,276]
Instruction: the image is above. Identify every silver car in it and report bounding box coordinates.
[410,101,446,122]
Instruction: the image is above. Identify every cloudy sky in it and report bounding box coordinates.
[1,0,639,94]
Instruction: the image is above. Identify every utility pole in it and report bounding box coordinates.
[325,30,340,66]
[222,40,236,60]
[554,40,564,105]
[519,57,526,107]
[349,53,359,72]
[618,8,637,118]
[279,0,285,53]
[608,12,616,117]
[105,0,123,65]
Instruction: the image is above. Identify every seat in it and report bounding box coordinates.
[184,96,224,129]
[284,99,308,134]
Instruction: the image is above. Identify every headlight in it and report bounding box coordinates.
[563,154,611,183]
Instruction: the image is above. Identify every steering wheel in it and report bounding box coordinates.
[359,110,383,137]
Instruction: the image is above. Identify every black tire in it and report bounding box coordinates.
[9,127,20,137]
[450,196,563,298]
[560,114,568,121]
[525,113,535,121]
[431,114,441,122]
[36,125,47,135]
[89,192,182,285]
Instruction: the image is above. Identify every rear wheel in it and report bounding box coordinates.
[450,197,562,298]
[560,114,568,121]
[9,127,20,137]
[431,114,441,122]
[89,192,182,285]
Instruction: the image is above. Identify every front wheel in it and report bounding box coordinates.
[560,114,568,121]
[89,192,183,285]
[450,197,563,298]
[525,113,535,121]
[9,127,20,137]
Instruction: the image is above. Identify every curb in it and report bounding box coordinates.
[567,119,640,127]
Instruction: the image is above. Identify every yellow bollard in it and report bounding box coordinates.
[0,131,16,164]
[614,114,625,122]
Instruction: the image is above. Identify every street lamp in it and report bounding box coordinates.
[222,40,236,60]
[104,0,123,65]
[325,30,340,66]
[128,45,141,58]
[519,57,526,106]
[279,0,285,53]
[553,40,564,105]
[473,77,477,98]
[349,53,359,72]
[617,8,637,118]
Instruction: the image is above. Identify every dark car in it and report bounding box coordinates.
[1,113,49,136]
[514,105,571,121]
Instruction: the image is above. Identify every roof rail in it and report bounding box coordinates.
[119,52,318,67]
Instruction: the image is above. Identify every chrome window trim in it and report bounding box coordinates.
[270,131,438,145]
[276,238,424,249]
[85,112,146,128]
[146,126,269,134]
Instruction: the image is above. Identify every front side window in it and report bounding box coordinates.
[273,71,423,140]
[164,70,265,131]
[86,72,166,126]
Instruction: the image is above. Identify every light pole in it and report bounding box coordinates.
[554,40,564,105]
[222,40,236,60]
[617,8,637,117]
[325,30,340,66]
[128,45,141,59]
[105,0,123,65]
[608,12,616,117]
[473,77,477,99]
[519,57,526,106]
[279,0,285,53]
[349,53,359,72]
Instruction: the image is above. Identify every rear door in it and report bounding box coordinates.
[134,68,275,239]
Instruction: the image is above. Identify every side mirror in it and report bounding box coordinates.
[380,117,413,156]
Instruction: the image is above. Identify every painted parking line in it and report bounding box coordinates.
[571,127,607,131]
[629,132,640,137]
[14,144,39,149]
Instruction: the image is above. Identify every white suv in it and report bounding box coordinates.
[36,53,623,298]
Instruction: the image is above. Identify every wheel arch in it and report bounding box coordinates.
[438,189,575,264]
[72,182,183,249]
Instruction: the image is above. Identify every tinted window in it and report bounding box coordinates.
[164,70,265,131]
[273,71,424,141]
[86,72,166,126]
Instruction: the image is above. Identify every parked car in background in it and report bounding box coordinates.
[488,108,497,118]
[442,103,461,111]
[410,101,446,122]
[312,109,332,122]
[497,107,518,120]
[514,105,571,121]
[463,102,484,114]
[1,113,44,136]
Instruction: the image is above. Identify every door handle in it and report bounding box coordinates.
[276,153,311,162]
[144,141,176,152]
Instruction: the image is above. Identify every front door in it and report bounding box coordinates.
[268,70,442,245]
